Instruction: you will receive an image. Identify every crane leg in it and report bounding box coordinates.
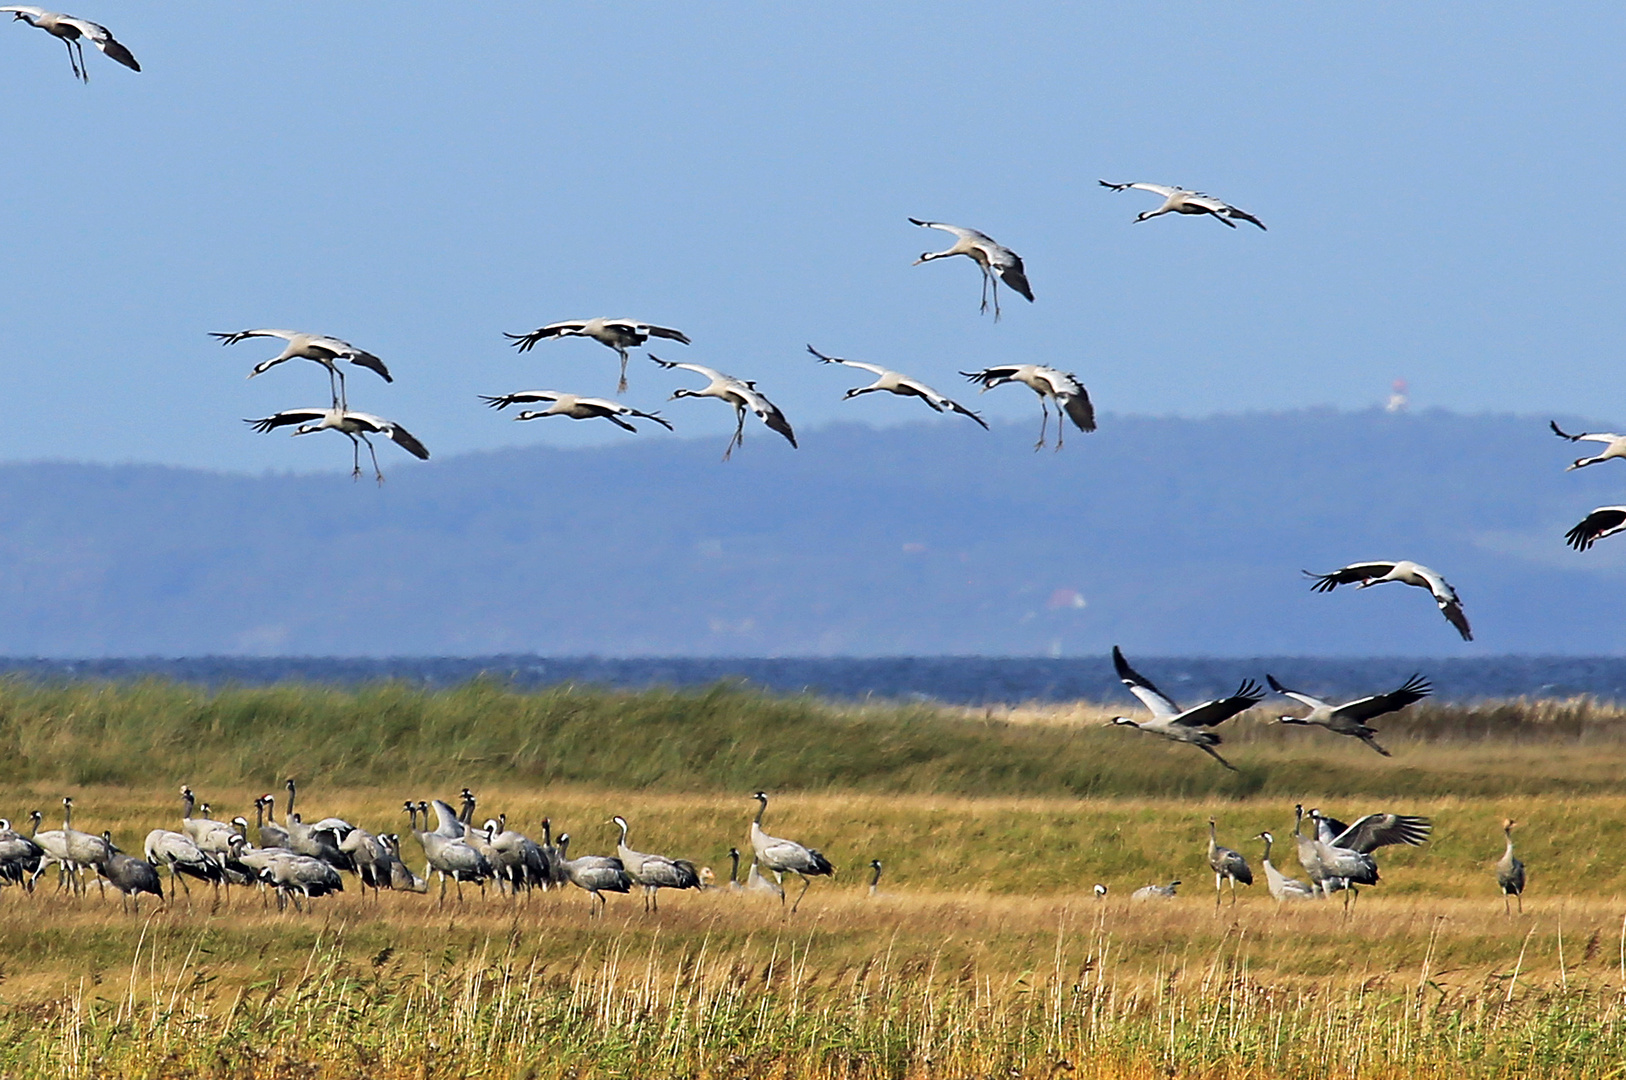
[617,349,630,395]
[991,275,1003,322]
[1035,400,1049,451]
[362,435,384,485]
[790,873,811,915]
[62,38,82,81]
[724,407,746,462]
[344,432,363,480]
[1516,891,1523,915]
[978,267,990,314]
[1215,873,1222,909]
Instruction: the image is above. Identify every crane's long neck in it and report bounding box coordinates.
[616,819,629,845]
[753,799,766,827]
[1261,835,1273,863]
[285,782,296,818]
[63,801,72,831]
[182,790,195,821]
[264,795,277,825]
[870,864,882,889]
[1503,829,1515,860]
[729,850,740,884]
[542,818,552,846]
[254,800,265,829]
[1207,821,1218,858]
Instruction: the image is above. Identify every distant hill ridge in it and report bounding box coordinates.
[0,408,1620,657]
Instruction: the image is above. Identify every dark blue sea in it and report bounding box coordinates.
[5,655,1626,705]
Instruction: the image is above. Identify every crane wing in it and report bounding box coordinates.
[1173,680,1265,728]
[1111,646,1179,718]
[212,329,299,346]
[245,409,328,433]
[1331,813,1432,854]
[0,7,51,16]
[1223,204,1266,230]
[961,366,1021,390]
[1335,674,1431,723]
[1264,674,1330,712]
[480,390,561,409]
[1565,506,1626,551]
[650,355,730,383]
[621,406,674,431]
[907,218,992,244]
[59,17,139,70]
[503,322,588,352]
[1415,566,1472,641]
[640,325,691,344]
[1547,421,1619,444]
[1060,387,1096,433]
[807,345,889,377]
[345,412,431,460]
[742,387,797,448]
[1098,181,1182,198]
[1303,563,1396,592]
[996,256,1035,302]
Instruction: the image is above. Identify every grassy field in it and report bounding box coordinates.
[4,680,1626,1078]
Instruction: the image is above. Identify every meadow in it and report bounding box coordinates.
[4,679,1626,1078]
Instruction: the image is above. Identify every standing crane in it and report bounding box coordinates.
[555,833,632,916]
[1265,673,1431,757]
[907,219,1034,319]
[612,815,700,912]
[1097,181,1265,229]
[650,356,796,460]
[99,833,162,913]
[960,365,1095,450]
[1,7,138,81]
[504,318,691,394]
[1108,647,1263,771]
[212,330,392,411]
[807,346,987,428]
[1207,818,1253,906]
[1304,561,1472,642]
[748,792,833,914]
[1253,832,1316,901]
[1496,819,1526,915]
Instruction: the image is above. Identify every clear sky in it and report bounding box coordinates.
[0,3,1621,472]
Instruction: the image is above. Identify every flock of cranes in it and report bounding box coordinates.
[0,784,1531,918]
[0,784,837,917]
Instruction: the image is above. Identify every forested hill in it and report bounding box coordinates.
[0,408,1618,657]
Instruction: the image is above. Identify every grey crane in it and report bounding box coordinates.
[749,791,834,914]
[651,356,797,460]
[246,407,429,484]
[807,345,987,428]
[612,814,701,912]
[481,390,674,433]
[1305,561,1472,642]
[407,800,490,906]
[1,7,137,81]
[908,219,1034,320]
[555,832,632,916]
[40,796,112,895]
[179,786,234,849]
[1098,181,1266,230]
[1108,647,1263,772]
[212,329,392,411]
[284,778,357,837]
[724,848,744,892]
[960,365,1095,450]
[380,834,429,893]
[143,828,223,901]
[1294,805,1377,909]
[482,814,550,894]
[1307,809,1433,855]
[1496,819,1526,915]
[504,318,691,393]
[1207,818,1253,907]
[0,818,42,888]
[1564,506,1626,552]
[258,850,344,912]
[1266,673,1431,757]
[339,826,390,894]
[1131,880,1180,900]
[99,833,162,913]
[1253,832,1316,901]
[1551,420,1626,470]
[253,794,291,850]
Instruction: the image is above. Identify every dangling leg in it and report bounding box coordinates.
[1054,398,1066,452]
[991,275,1003,322]
[345,433,363,480]
[723,405,746,462]
[1034,400,1050,451]
[76,39,90,82]
[978,267,991,314]
[332,366,347,411]
[617,348,629,395]
[63,38,83,82]
[361,435,384,485]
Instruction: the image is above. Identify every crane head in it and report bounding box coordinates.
[751,791,769,803]
[1108,716,1138,728]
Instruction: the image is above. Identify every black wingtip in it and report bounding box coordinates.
[1265,674,1287,694]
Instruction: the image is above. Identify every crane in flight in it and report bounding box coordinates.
[1550,421,1626,470]
[650,356,796,460]
[1108,646,1263,771]
[960,365,1094,450]
[246,407,429,484]
[1098,181,1265,229]
[907,219,1033,320]
[1304,561,1472,641]
[212,330,392,411]
[807,345,986,428]
[1265,673,1432,756]
[503,318,691,393]
[480,390,673,433]
[2,7,138,81]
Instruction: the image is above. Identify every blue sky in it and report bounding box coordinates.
[0,3,1621,471]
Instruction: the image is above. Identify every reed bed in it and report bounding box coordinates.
[4,897,1625,1080]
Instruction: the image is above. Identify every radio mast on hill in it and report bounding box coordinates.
[1385,379,1409,414]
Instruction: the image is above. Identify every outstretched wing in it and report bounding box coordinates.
[1336,674,1431,723]
[346,412,430,460]
[907,218,992,244]
[1223,205,1266,230]
[1098,180,1181,198]
[503,321,588,352]
[1173,680,1265,728]
[1264,674,1330,712]
[59,17,139,71]
[622,406,674,431]
[1566,506,1626,551]
[480,391,561,409]
[1549,420,1619,444]
[649,354,730,383]
[1111,646,1179,718]
[1303,563,1396,592]
[1414,566,1471,641]
[212,329,298,347]
[996,255,1035,302]
[807,345,888,377]
[922,389,989,429]
[961,366,1021,391]
[244,409,327,434]
[338,348,391,382]
[741,387,797,448]
[640,324,690,345]
[1060,387,1096,433]
[1331,813,1432,854]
